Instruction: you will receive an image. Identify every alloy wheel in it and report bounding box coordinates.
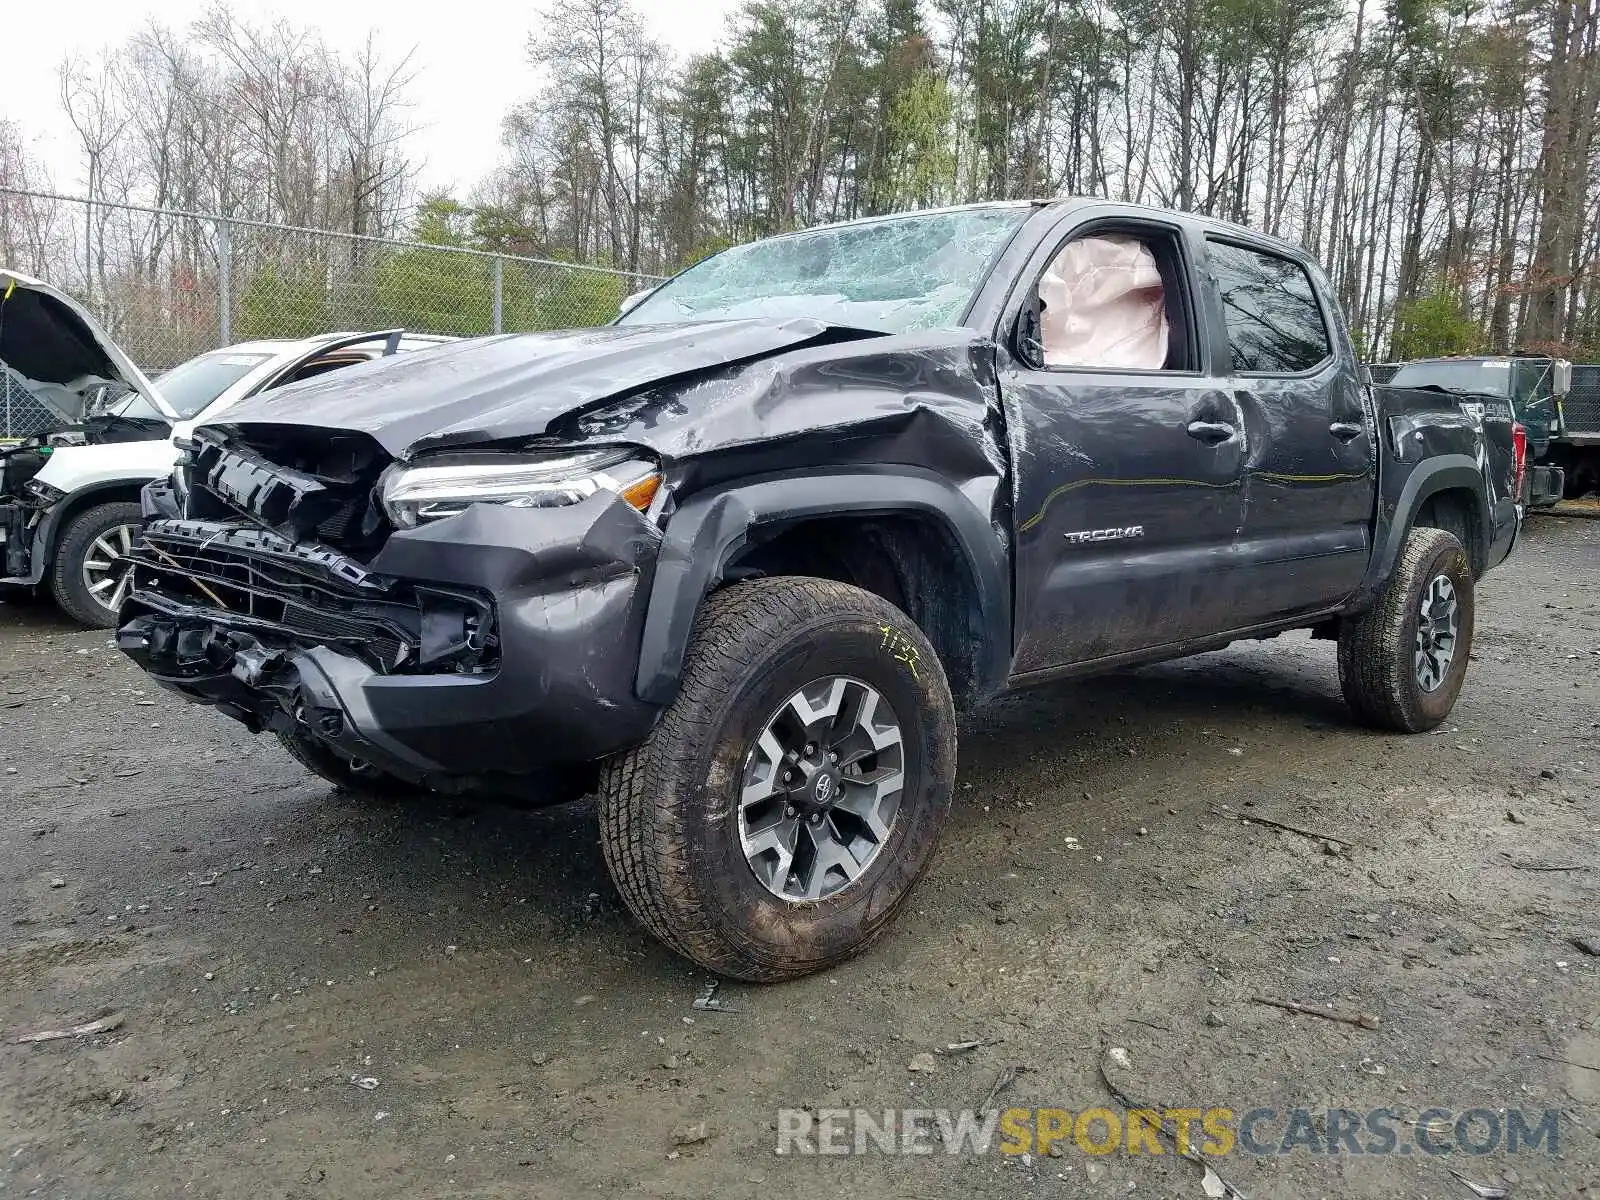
[738,676,905,902]
[81,523,140,616]
[1413,574,1459,693]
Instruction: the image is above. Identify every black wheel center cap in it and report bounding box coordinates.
[811,771,838,805]
[792,762,842,815]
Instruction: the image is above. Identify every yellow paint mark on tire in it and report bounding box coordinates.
[879,624,921,680]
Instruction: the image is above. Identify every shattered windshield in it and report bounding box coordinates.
[619,207,1029,333]
[1388,360,1514,399]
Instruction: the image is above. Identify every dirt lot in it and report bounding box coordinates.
[1,516,1597,1199]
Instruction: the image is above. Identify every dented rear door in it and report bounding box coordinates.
[1203,240,1374,624]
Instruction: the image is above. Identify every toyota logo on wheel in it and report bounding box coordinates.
[813,774,835,803]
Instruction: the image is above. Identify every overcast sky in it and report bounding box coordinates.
[3,0,739,200]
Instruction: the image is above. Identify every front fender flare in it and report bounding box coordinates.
[635,468,1011,705]
[14,479,149,587]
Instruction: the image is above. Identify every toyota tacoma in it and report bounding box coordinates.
[115,201,1523,980]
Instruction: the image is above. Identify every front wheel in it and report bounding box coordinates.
[49,501,143,628]
[600,577,956,982]
[1338,525,1475,732]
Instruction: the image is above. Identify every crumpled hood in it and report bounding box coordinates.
[0,268,169,425]
[209,318,881,458]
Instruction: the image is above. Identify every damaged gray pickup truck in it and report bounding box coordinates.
[117,200,1523,981]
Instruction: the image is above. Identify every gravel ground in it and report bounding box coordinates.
[1,515,1597,1199]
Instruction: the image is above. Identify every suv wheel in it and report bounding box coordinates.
[49,501,143,628]
[600,577,956,981]
[1338,525,1475,732]
[274,728,427,800]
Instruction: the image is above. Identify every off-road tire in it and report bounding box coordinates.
[1338,525,1475,733]
[599,577,957,982]
[49,501,143,628]
[274,728,428,801]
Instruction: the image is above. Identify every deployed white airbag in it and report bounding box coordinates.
[1039,235,1170,370]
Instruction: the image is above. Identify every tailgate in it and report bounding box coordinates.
[1459,394,1519,508]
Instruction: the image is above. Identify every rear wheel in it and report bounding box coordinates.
[599,576,956,982]
[49,501,143,628]
[1338,526,1475,733]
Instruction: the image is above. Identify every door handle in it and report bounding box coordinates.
[1329,421,1364,442]
[1186,420,1236,445]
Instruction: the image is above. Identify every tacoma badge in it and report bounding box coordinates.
[1063,526,1145,544]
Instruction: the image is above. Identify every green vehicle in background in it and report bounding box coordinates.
[1383,356,1595,509]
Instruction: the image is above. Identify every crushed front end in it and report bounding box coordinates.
[0,443,61,584]
[117,427,666,791]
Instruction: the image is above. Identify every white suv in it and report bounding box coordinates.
[1,269,451,626]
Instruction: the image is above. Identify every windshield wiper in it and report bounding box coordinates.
[1394,383,1503,401]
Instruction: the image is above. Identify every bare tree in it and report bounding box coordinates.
[331,33,419,241]
[58,54,130,300]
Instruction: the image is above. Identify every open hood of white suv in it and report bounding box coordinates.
[0,268,173,426]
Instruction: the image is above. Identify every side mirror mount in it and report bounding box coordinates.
[1552,358,1572,398]
[618,288,653,318]
[1014,295,1045,369]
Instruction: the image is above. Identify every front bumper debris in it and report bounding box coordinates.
[117,489,667,785]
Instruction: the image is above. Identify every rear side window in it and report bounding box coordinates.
[1207,241,1331,374]
[282,354,369,385]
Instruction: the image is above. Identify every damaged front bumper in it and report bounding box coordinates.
[117,488,666,788]
[0,474,59,585]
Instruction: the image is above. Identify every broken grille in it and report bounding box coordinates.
[180,428,394,557]
[131,522,494,675]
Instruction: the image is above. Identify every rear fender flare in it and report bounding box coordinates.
[635,468,1011,705]
[1360,455,1488,603]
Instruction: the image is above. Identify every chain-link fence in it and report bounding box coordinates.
[0,188,663,436]
[1,368,61,439]
[1567,365,1600,435]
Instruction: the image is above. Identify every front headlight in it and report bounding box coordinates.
[379,448,661,529]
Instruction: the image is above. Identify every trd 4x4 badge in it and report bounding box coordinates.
[1063,526,1145,544]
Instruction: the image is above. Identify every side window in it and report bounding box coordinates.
[1206,240,1332,374]
[281,354,367,386]
[1034,229,1194,372]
